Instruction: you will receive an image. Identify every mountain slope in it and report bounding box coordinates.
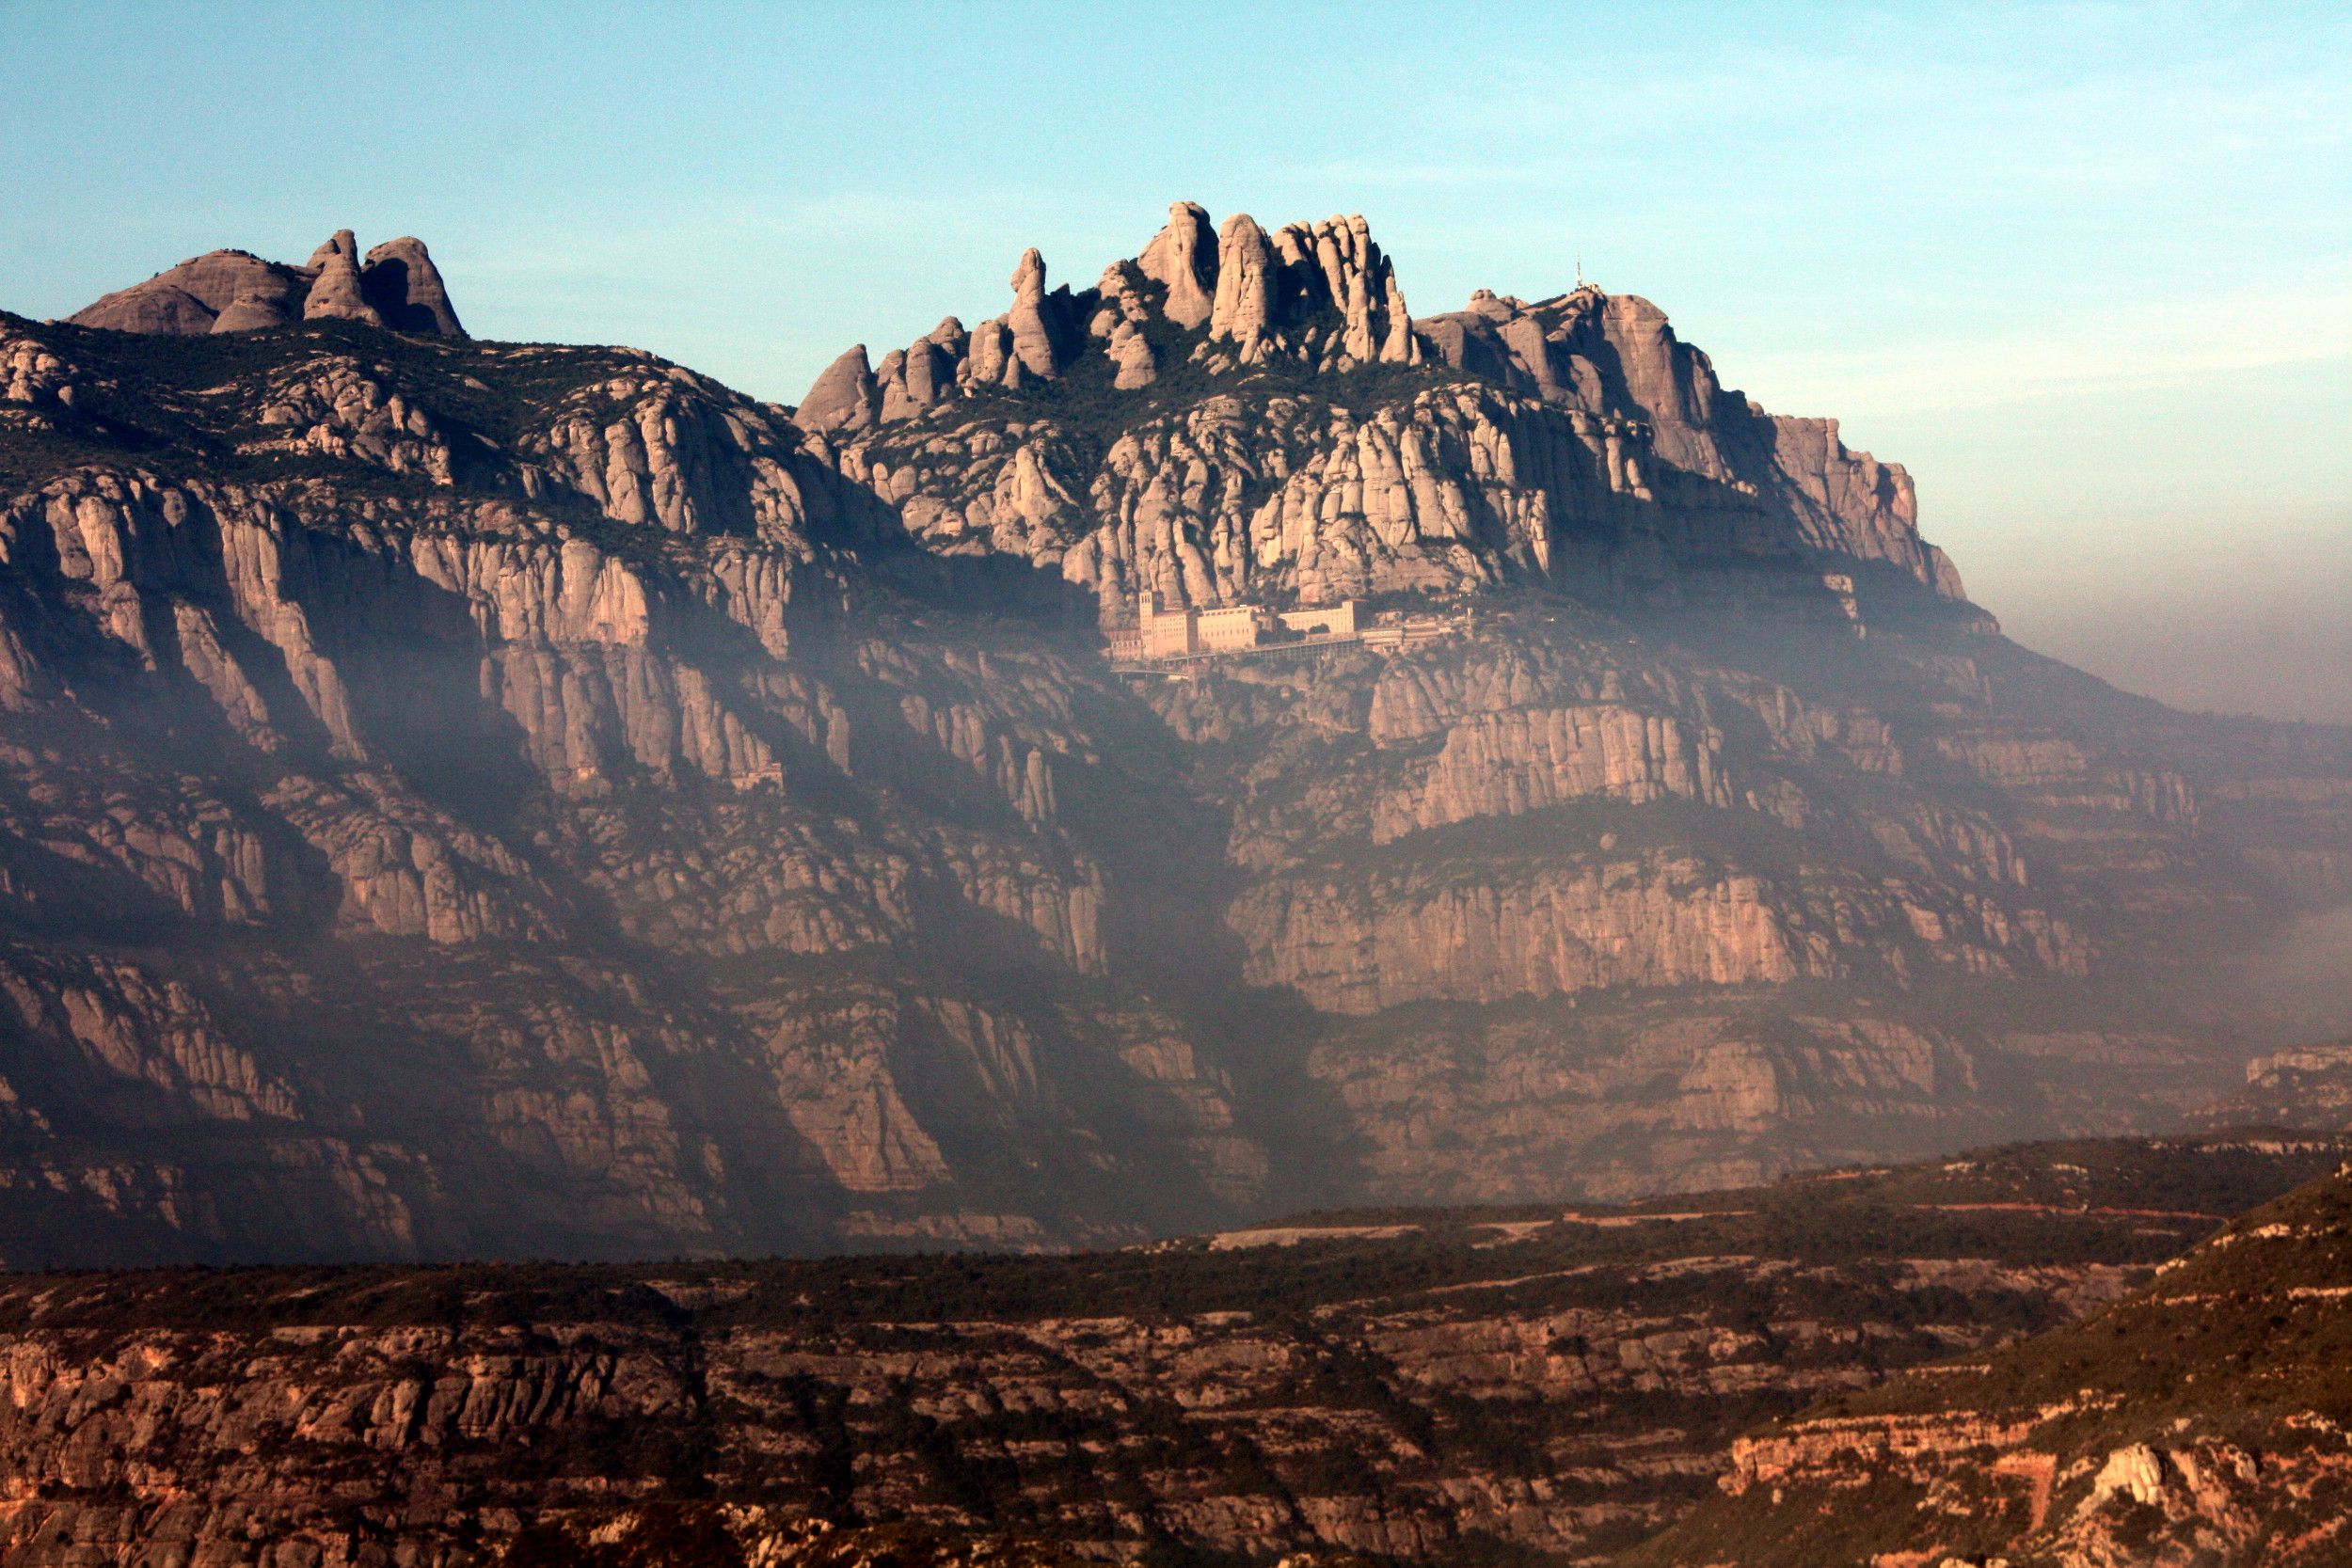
[1622,1149,2352,1566]
[0,1134,2339,1568]
[0,207,2345,1261]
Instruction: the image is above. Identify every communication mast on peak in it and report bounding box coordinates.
[1576,251,1585,290]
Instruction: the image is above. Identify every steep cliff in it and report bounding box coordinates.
[2192,1037,2352,1131]
[0,208,2345,1261]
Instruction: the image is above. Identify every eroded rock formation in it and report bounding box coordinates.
[0,206,2345,1263]
[0,1137,2334,1568]
[807,202,1954,621]
[1628,1160,2352,1567]
[69,229,466,337]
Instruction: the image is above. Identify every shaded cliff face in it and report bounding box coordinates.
[1625,1151,2352,1568]
[0,313,1256,1262]
[0,1136,2339,1568]
[0,206,2348,1263]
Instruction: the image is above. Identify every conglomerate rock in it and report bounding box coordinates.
[0,204,2345,1263]
[69,229,466,338]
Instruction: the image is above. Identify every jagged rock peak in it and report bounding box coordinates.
[302,230,383,326]
[1137,200,1216,328]
[1208,213,1279,358]
[804,199,1425,437]
[69,230,467,339]
[798,343,880,434]
[1006,246,1074,380]
[306,230,360,270]
[1265,212,1416,366]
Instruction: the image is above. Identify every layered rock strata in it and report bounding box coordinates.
[0,1136,2336,1568]
[1626,1158,2352,1566]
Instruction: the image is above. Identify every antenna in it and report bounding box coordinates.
[1576,251,1584,290]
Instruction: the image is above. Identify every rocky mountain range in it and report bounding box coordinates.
[1,1132,2342,1568]
[0,212,2345,1264]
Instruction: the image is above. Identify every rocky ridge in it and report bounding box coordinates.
[801,201,1960,618]
[0,211,2344,1260]
[0,1134,2338,1568]
[1624,1147,2352,1567]
[66,230,466,338]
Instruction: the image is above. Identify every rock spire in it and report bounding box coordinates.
[69,230,468,338]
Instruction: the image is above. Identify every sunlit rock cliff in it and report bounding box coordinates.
[0,205,2343,1261]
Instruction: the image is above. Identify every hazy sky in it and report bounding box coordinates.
[5,1,2346,721]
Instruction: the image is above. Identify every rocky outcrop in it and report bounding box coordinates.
[1004,247,1073,380]
[813,201,1955,618]
[0,1135,2329,1568]
[69,230,463,337]
[359,235,465,334]
[799,345,880,434]
[1208,212,1279,359]
[68,249,307,335]
[1137,199,1217,327]
[301,229,383,325]
[1372,703,1731,841]
[522,361,889,541]
[1627,1164,2352,1567]
[1231,847,2083,1016]
[2192,1036,2352,1130]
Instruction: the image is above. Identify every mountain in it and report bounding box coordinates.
[0,1134,2340,1568]
[792,200,1965,616]
[2192,1037,2352,1131]
[1623,1148,2352,1566]
[0,206,2346,1263]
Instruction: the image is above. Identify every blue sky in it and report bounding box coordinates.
[4,1,2346,720]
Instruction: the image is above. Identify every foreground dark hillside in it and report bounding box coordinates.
[0,1133,2340,1568]
[1628,1148,2352,1566]
[0,211,2347,1263]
